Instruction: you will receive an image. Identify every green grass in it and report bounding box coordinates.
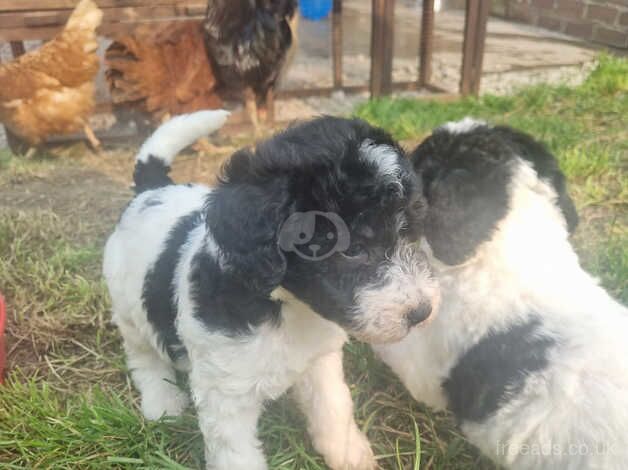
[1,380,199,469]
[356,55,627,144]
[1,56,627,469]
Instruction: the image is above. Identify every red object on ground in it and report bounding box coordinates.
[0,294,6,384]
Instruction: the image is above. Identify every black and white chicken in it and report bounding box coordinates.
[204,0,299,130]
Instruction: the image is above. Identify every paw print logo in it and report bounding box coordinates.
[278,211,350,261]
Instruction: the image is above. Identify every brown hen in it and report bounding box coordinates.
[106,21,222,126]
[0,0,103,151]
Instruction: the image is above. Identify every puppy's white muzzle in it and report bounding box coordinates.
[351,242,439,344]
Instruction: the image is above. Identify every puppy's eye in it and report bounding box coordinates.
[341,243,369,262]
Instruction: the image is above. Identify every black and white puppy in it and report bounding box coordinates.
[103,111,439,470]
[375,118,628,469]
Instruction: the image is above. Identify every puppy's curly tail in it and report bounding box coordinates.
[133,110,230,193]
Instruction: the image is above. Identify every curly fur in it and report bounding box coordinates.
[375,119,628,469]
[103,112,439,470]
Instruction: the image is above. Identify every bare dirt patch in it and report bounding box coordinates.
[1,165,129,242]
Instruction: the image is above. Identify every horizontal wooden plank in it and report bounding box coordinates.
[0,4,204,27]
[0,17,201,40]
[101,6,180,23]
[0,26,60,40]
[183,5,206,15]
[0,0,202,12]
[23,11,65,27]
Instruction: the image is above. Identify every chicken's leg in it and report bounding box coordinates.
[83,123,101,151]
[257,88,275,127]
[243,87,260,136]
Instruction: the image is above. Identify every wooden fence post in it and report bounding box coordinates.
[418,0,434,87]
[332,0,343,89]
[460,0,490,95]
[10,40,25,57]
[370,0,395,98]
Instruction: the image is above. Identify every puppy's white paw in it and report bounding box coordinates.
[141,385,189,421]
[314,426,376,470]
[205,446,267,470]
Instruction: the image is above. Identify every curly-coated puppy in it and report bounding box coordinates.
[375,118,628,469]
[103,111,439,470]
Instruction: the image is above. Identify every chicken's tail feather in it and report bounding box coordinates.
[64,0,103,33]
[133,110,230,194]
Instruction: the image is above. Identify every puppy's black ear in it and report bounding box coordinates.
[412,133,511,266]
[493,126,579,234]
[207,158,292,294]
[549,171,578,234]
[423,168,511,265]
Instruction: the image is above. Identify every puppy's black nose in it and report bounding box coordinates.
[407,303,432,326]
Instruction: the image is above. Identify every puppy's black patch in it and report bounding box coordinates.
[492,126,578,233]
[443,317,555,423]
[189,250,282,334]
[413,124,578,265]
[412,127,511,265]
[142,210,203,359]
[134,155,173,194]
[206,170,290,295]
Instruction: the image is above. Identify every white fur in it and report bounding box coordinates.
[375,160,628,469]
[441,116,486,134]
[359,139,403,192]
[292,350,375,470]
[136,110,230,165]
[352,242,439,344]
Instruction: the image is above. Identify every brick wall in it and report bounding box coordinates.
[492,0,628,49]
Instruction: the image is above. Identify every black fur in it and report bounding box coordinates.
[412,125,511,265]
[443,317,555,423]
[142,210,203,359]
[206,171,291,295]
[198,116,425,332]
[491,126,579,233]
[189,250,282,334]
[412,123,578,265]
[134,155,173,194]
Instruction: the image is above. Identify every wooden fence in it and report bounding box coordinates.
[0,0,490,145]
[0,1,205,40]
